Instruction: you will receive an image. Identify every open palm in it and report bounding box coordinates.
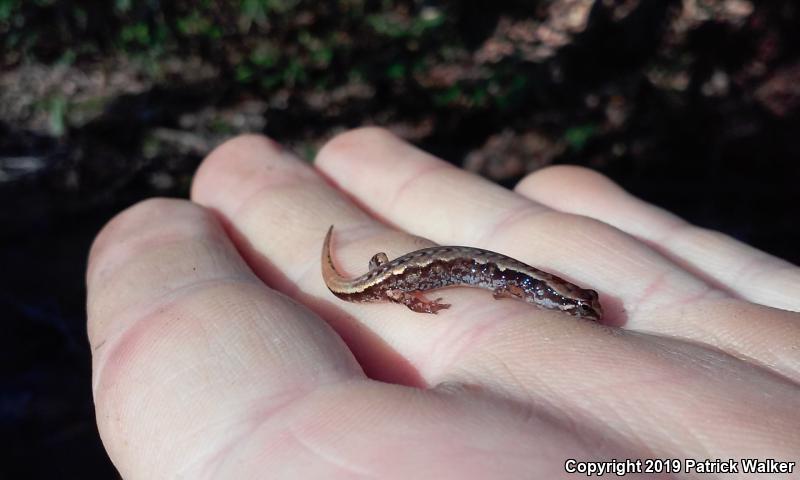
[87,129,800,479]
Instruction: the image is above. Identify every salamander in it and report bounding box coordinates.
[321,225,602,320]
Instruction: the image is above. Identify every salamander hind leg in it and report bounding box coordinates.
[369,252,389,270]
[386,289,450,314]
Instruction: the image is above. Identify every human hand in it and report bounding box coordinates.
[87,129,800,478]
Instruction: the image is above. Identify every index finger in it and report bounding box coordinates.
[86,198,363,477]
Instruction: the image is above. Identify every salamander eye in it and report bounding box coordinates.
[577,303,595,316]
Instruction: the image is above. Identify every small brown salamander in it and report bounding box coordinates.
[321,226,603,320]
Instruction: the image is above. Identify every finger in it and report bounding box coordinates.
[515,165,800,312]
[314,128,722,326]
[190,135,432,385]
[87,198,362,478]
[313,128,800,383]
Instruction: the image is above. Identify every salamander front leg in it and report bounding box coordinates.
[369,252,389,270]
[492,285,522,301]
[386,289,451,314]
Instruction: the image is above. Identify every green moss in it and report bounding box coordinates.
[120,22,150,47]
[42,95,68,136]
[259,73,283,89]
[210,118,236,134]
[386,62,406,79]
[249,43,279,68]
[283,58,307,86]
[114,0,132,13]
[564,124,598,151]
[235,63,254,82]
[433,85,462,106]
[0,0,20,21]
[176,11,218,37]
[366,8,444,39]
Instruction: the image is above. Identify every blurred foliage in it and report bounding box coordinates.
[2,0,799,189]
[43,94,68,136]
[0,0,540,113]
[564,124,597,152]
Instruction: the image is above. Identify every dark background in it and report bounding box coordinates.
[1,1,798,477]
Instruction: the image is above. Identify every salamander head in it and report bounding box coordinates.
[560,288,602,321]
